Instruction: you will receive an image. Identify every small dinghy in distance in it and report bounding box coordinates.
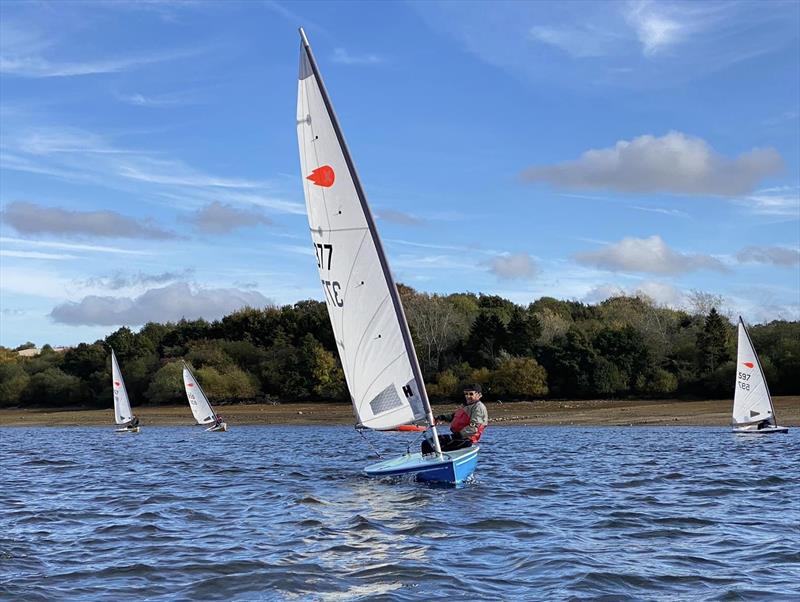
[296,28,478,485]
[111,348,139,434]
[732,317,788,434]
[182,362,228,432]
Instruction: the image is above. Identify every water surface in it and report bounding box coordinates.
[2,426,798,600]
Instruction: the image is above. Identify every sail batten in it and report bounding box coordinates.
[733,317,776,426]
[296,29,433,431]
[111,349,133,424]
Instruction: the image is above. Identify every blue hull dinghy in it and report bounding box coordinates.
[364,446,479,484]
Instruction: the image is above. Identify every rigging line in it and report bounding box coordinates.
[355,425,383,459]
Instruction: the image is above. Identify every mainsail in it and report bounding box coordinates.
[733,317,776,426]
[183,363,218,425]
[296,28,432,431]
[111,349,133,424]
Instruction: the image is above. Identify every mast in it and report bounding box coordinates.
[298,28,442,455]
[740,317,778,425]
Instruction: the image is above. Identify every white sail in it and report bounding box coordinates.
[111,349,133,424]
[296,30,429,431]
[733,317,776,426]
[183,364,217,425]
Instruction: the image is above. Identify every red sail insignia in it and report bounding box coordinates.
[187,383,194,387]
[114,381,120,387]
[742,362,754,368]
[307,165,335,187]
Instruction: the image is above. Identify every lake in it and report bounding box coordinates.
[1,426,798,600]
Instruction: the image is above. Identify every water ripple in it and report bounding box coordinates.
[1,426,799,600]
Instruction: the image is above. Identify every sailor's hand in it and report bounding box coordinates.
[435,414,447,422]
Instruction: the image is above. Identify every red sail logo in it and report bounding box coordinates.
[114,381,120,387]
[742,362,754,368]
[187,383,194,387]
[307,165,335,187]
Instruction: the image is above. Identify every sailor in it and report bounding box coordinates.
[422,383,488,455]
[127,415,140,429]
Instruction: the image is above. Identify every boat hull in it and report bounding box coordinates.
[364,446,479,485]
[205,422,228,432]
[733,425,789,434]
[115,426,140,434]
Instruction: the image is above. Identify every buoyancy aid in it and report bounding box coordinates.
[450,407,486,443]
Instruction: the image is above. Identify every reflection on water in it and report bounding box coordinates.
[1,426,799,600]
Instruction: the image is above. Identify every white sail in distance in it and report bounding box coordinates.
[296,30,429,431]
[733,317,776,426]
[111,349,133,424]
[183,364,217,425]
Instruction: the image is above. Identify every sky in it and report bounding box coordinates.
[0,0,798,348]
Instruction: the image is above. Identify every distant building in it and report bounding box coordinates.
[16,346,72,357]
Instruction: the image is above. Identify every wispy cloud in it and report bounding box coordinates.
[624,0,687,56]
[189,201,273,233]
[629,205,689,218]
[529,24,621,58]
[114,90,201,108]
[375,209,424,226]
[1,202,174,239]
[0,237,152,255]
[0,21,201,78]
[0,250,78,260]
[575,235,727,274]
[738,186,800,217]
[49,282,272,326]
[77,269,195,291]
[486,253,539,280]
[522,131,782,196]
[331,48,383,65]
[736,245,800,267]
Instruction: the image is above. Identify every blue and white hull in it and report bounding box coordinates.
[364,446,479,485]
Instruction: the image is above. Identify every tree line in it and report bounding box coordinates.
[1,289,798,409]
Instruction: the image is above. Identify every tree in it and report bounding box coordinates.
[23,368,81,406]
[463,312,508,368]
[0,361,29,407]
[697,308,731,375]
[404,292,469,375]
[195,365,258,400]
[490,355,548,399]
[145,361,184,404]
[505,306,542,356]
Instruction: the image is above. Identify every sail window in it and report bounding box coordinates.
[369,384,404,415]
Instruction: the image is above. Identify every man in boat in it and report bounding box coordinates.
[422,383,488,455]
[125,415,140,430]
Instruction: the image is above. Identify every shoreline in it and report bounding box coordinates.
[1,396,797,428]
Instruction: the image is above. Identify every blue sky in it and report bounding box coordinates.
[1,0,798,348]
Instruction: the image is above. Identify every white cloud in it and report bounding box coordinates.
[49,282,271,326]
[583,280,685,306]
[624,1,686,56]
[736,246,800,267]
[486,253,539,280]
[575,235,727,274]
[522,131,782,196]
[331,48,382,65]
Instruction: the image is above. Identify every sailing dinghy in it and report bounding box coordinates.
[111,348,139,433]
[182,362,228,432]
[732,317,788,434]
[296,28,479,484]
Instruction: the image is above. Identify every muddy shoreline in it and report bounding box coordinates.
[1,396,797,427]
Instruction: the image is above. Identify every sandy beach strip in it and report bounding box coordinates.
[1,396,797,428]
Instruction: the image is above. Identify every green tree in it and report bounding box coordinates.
[697,308,731,375]
[0,361,30,407]
[23,367,81,406]
[145,361,184,404]
[490,355,548,399]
